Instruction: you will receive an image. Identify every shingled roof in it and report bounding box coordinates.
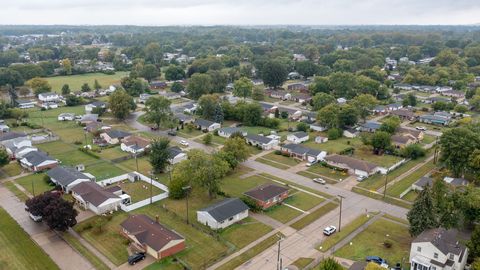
[325,154,379,173]
[413,228,466,256]
[71,181,119,207]
[244,184,289,202]
[199,198,249,222]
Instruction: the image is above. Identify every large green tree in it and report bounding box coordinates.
[149,138,171,173]
[188,73,212,99]
[144,96,173,129]
[260,59,288,89]
[165,65,186,81]
[440,127,480,177]
[141,64,160,82]
[351,94,377,122]
[407,186,438,236]
[108,89,136,120]
[312,92,336,111]
[233,77,253,100]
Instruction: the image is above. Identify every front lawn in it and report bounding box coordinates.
[291,258,314,269]
[387,160,435,197]
[334,218,412,266]
[0,207,59,270]
[262,152,300,167]
[219,217,272,249]
[45,72,129,92]
[16,173,54,196]
[353,147,403,168]
[97,147,130,160]
[85,162,127,180]
[307,165,348,181]
[286,191,324,211]
[255,158,290,169]
[0,162,23,178]
[264,203,302,223]
[116,180,165,202]
[304,137,363,154]
[290,202,338,230]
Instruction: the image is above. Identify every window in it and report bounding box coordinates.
[434,253,438,259]
[417,247,422,252]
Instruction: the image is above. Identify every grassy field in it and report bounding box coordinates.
[291,257,314,269]
[306,164,348,181]
[264,203,303,223]
[4,181,29,202]
[0,163,23,178]
[318,214,374,251]
[255,158,290,169]
[334,218,412,266]
[290,202,338,230]
[0,207,59,270]
[116,156,152,174]
[85,161,127,180]
[45,72,129,92]
[219,217,272,249]
[387,160,436,197]
[15,173,54,196]
[217,234,283,270]
[62,233,110,270]
[261,152,300,167]
[97,147,130,160]
[116,180,165,202]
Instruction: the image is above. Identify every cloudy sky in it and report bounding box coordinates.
[0,0,479,25]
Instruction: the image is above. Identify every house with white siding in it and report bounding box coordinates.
[197,198,249,230]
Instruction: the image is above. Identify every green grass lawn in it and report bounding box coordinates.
[318,214,374,251]
[286,191,324,211]
[55,150,100,166]
[262,152,300,167]
[143,258,185,270]
[177,129,204,138]
[402,190,418,202]
[334,218,412,266]
[258,173,334,199]
[221,174,273,198]
[15,173,54,196]
[387,160,435,197]
[116,156,152,174]
[255,157,290,169]
[97,147,130,160]
[0,162,23,178]
[0,207,59,270]
[304,137,363,154]
[217,233,283,270]
[3,182,29,202]
[86,162,128,180]
[290,202,338,230]
[264,203,303,223]
[306,164,348,181]
[219,217,272,249]
[353,147,403,168]
[116,180,165,202]
[351,187,412,209]
[291,257,314,269]
[36,141,77,156]
[62,233,110,270]
[45,72,129,92]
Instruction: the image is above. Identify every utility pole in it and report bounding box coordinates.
[182,186,191,224]
[134,151,139,172]
[84,131,88,146]
[338,195,345,232]
[276,235,282,270]
[433,136,439,164]
[383,173,389,199]
[31,177,35,196]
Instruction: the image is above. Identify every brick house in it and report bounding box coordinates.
[244,184,289,210]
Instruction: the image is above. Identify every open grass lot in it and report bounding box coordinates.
[318,213,374,251]
[76,202,230,269]
[264,203,303,223]
[85,162,127,180]
[286,191,324,211]
[0,162,23,178]
[291,257,314,269]
[387,160,435,197]
[177,129,204,138]
[61,233,110,270]
[422,134,437,145]
[26,106,85,130]
[4,182,29,202]
[219,217,272,249]
[255,157,290,169]
[56,150,99,166]
[290,202,338,230]
[217,233,283,270]
[261,152,300,167]
[304,137,363,154]
[97,147,129,160]
[221,174,273,198]
[16,173,54,195]
[116,156,152,173]
[306,164,348,181]
[241,125,277,135]
[45,72,129,92]
[36,141,77,155]
[0,207,59,270]
[353,147,404,168]
[334,218,412,266]
[143,258,185,270]
[116,180,165,202]
[351,187,412,209]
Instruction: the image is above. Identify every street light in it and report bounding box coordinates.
[182,186,192,224]
[337,195,345,232]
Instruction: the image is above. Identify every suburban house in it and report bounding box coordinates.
[85,122,111,133]
[47,166,95,192]
[268,90,290,100]
[160,92,181,100]
[182,103,198,114]
[397,127,424,142]
[324,154,381,177]
[71,181,122,215]
[287,83,308,91]
[441,90,465,99]
[149,81,168,89]
[286,132,309,144]
[290,93,311,103]
[419,114,451,126]
[412,177,434,191]
[343,128,359,138]
[391,109,417,121]
[196,198,249,230]
[443,177,468,188]
[79,114,99,125]
[259,102,277,113]
[38,92,60,102]
[120,214,186,260]
[359,121,382,133]
[193,119,221,132]
[100,130,132,145]
[315,136,328,144]
[280,144,327,163]
[245,134,279,150]
[167,146,187,165]
[410,228,468,270]
[2,137,37,159]
[58,113,75,121]
[138,93,152,104]
[17,99,37,109]
[174,113,194,124]
[85,101,107,114]
[391,134,416,148]
[120,136,151,154]
[41,101,58,109]
[0,132,28,144]
[244,184,289,210]
[217,127,247,138]
[20,151,58,172]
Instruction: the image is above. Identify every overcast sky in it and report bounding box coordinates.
[0,0,479,25]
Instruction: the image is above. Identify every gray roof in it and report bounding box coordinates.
[244,184,289,202]
[167,146,184,159]
[219,127,244,135]
[17,99,35,104]
[361,121,381,130]
[89,101,106,107]
[199,198,249,222]
[39,92,57,97]
[282,143,322,157]
[259,102,275,111]
[0,132,27,142]
[413,228,466,256]
[22,151,55,166]
[414,177,434,188]
[325,154,378,173]
[291,131,308,139]
[71,181,119,207]
[194,118,216,128]
[47,166,90,187]
[105,129,131,139]
[246,134,274,144]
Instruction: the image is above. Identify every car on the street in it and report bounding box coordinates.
[167,130,177,136]
[313,178,326,184]
[180,140,189,147]
[416,126,427,131]
[29,213,42,222]
[366,256,388,266]
[128,252,146,265]
[323,225,337,236]
[356,175,367,182]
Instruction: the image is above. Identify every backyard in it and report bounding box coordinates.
[45,72,129,92]
[116,180,165,202]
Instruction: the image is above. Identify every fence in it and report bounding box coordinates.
[110,152,146,163]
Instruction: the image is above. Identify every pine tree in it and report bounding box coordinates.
[213,104,224,124]
[407,185,438,236]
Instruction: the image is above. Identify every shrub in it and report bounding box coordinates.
[383,239,393,248]
[73,140,83,145]
[400,144,426,159]
[203,133,213,145]
[241,196,262,212]
[327,128,342,140]
[274,150,282,155]
[339,147,355,155]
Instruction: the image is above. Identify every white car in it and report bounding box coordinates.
[180,140,189,147]
[323,225,337,236]
[356,175,367,182]
[416,126,427,131]
[313,178,326,184]
[29,213,42,222]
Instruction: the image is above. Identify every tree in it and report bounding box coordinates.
[108,89,136,120]
[296,61,318,77]
[309,76,331,95]
[312,92,336,111]
[407,186,438,236]
[65,95,82,106]
[329,72,357,98]
[327,128,342,140]
[0,67,24,88]
[337,104,358,128]
[380,116,401,134]
[141,64,160,82]
[144,42,162,65]
[318,104,340,129]
[26,77,51,95]
[213,104,224,123]
[165,65,186,81]
[440,127,480,177]
[400,144,426,159]
[431,179,458,229]
[188,73,212,99]
[297,122,309,132]
[62,58,72,75]
[144,96,172,129]
[61,84,70,95]
[351,94,377,122]
[203,133,213,145]
[233,77,253,100]
[252,86,265,101]
[170,81,185,93]
[317,258,343,270]
[370,131,392,153]
[81,83,91,92]
[149,138,171,173]
[198,94,220,121]
[222,137,249,167]
[26,192,78,232]
[0,148,9,167]
[467,226,480,260]
[121,76,146,97]
[260,60,288,89]
[208,69,228,93]
[93,79,102,91]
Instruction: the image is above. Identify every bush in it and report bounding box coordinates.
[241,196,262,212]
[338,147,355,155]
[274,150,282,155]
[203,133,213,145]
[400,144,426,159]
[383,239,393,248]
[73,140,83,145]
[327,128,342,140]
[296,122,309,132]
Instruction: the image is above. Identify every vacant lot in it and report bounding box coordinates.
[116,180,165,202]
[304,137,363,154]
[219,217,272,249]
[318,214,374,251]
[387,160,436,197]
[16,173,54,196]
[0,207,59,270]
[86,162,127,181]
[45,72,129,92]
[0,163,23,178]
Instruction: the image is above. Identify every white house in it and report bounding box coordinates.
[286,132,309,144]
[120,136,151,154]
[168,146,187,165]
[47,166,95,192]
[17,99,37,109]
[58,113,75,121]
[217,127,247,138]
[20,151,58,172]
[85,101,106,114]
[245,134,279,150]
[193,119,221,132]
[38,92,60,102]
[183,103,198,114]
[100,130,132,145]
[197,198,249,230]
[315,136,328,144]
[41,102,58,109]
[410,228,468,270]
[71,181,122,215]
[1,137,37,159]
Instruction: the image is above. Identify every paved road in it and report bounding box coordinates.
[0,184,94,270]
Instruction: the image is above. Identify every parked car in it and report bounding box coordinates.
[150,126,159,131]
[323,225,336,236]
[416,126,427,131]
[313,178,326,184]
[29,213,42,222]
[128,252,146,265]
[356,175,367,182]
[366,256,388,266]
[167,130,177,136]
[180,140,189,147]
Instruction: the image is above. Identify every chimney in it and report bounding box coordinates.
[155,215,159,223]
